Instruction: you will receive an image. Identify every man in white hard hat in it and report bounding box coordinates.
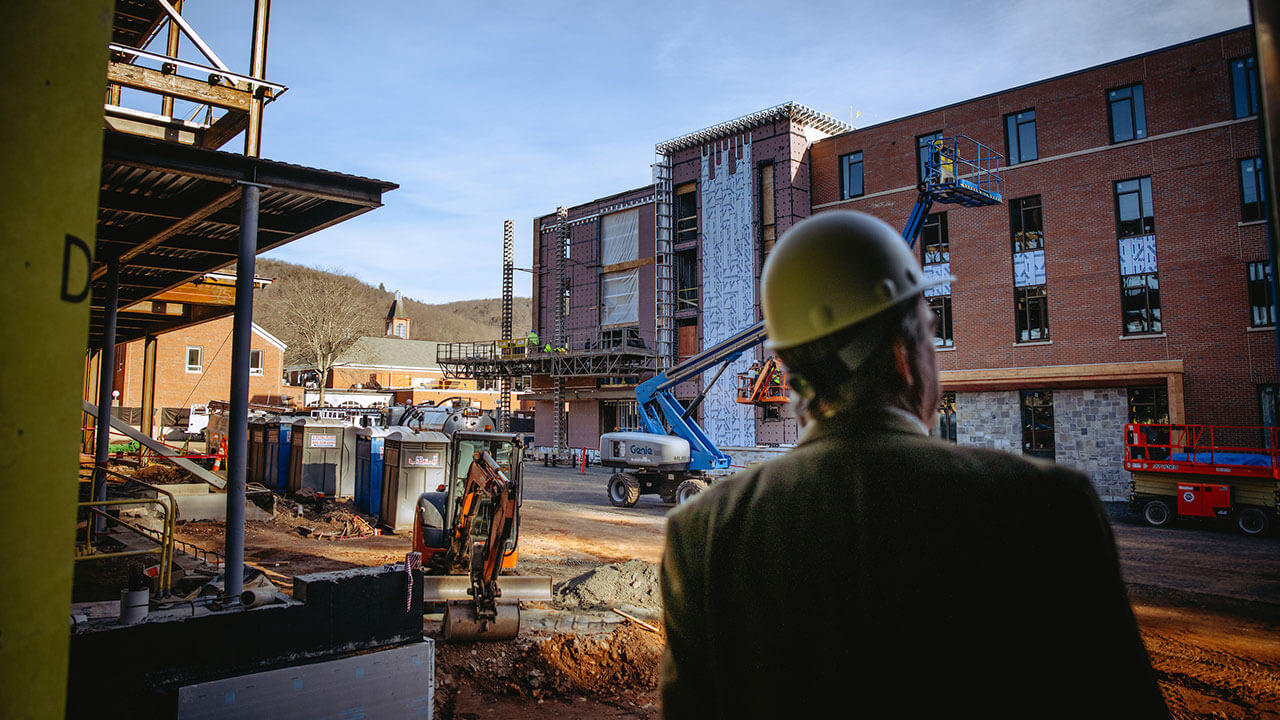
[659,211,1167,718]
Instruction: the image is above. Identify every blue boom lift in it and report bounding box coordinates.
[599,136,1002,507]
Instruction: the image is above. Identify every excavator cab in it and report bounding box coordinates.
[413,431,551,641]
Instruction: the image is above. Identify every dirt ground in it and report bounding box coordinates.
[141,466,1280,720]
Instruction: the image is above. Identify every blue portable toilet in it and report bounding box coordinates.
[264,416,294,492]
[355,426,390,515]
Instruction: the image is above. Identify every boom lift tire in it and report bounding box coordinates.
[607,473,640,507]
[675,478,708,505]
[1142,499,1172,528]
[1236,507,1269,536]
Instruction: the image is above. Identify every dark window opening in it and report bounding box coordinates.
[676,249,698,311]
[1005,110,1038,164]
[600,327,642,349]
[1021,389,1055,460]
[1108,84,1147,143]
[1231,56,1259,119]
[1248,260,1276,328]
[1115,177,1155,238]
[935,392,957,442]
[1121,272,1162,335]
[1128,386,1169,424]
[1016,285,1050,342]
[675,183,697,245]
[1010,196,1044,252]
[1241,157,1267,223]
[917,131,942,182]
[840,151,864,199]
[760,161,777,255]
[929,295,953,349]
[921,212,949,264]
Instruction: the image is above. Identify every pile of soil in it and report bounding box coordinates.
[435,622,663,718]
[553,559,662,615]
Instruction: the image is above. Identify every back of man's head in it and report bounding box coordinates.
[761,211,946,420]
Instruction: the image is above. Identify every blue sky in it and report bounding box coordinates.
[157,0,1251,304]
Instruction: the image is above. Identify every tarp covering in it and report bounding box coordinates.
[601,268,639,326]
[601,209,639,266]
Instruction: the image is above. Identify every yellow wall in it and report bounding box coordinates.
[0,3,113,718]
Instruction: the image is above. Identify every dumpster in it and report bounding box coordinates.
[289,418,356,498]
[355,426,390,516]
[264,415,295,492]
[380,428,449,532]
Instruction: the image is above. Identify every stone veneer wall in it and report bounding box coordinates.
[1051,388,1129,500]
[955,389,1129,501]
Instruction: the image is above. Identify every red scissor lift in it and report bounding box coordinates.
[1124,423,1279,535]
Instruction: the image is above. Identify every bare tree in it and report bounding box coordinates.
[264,267,378,406]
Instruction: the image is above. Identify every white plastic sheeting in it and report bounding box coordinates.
[602,208,639,266]
[601,268,639,326]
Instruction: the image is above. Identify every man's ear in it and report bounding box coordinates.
[892,337,915,390]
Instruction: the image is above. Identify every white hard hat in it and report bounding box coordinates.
[762,211,952,351]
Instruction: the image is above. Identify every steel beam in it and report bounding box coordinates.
[92,257,120,533]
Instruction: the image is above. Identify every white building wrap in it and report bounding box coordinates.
[699,137,756,447]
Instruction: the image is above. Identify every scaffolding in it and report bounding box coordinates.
[498,220,514,431]
[654,152,675,370]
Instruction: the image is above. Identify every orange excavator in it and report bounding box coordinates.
[414,431,552,641]
[735,356,790,405]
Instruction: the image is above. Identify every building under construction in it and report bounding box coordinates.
[443,25,1275,501]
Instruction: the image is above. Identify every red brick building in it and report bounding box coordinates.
[521,26,1270,498]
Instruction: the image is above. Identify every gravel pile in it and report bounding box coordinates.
[553,559,662,612]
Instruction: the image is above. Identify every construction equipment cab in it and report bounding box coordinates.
[412,431,551,640]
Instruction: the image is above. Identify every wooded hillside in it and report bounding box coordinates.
[253,259,531,365]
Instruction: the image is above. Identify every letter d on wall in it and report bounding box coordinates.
[61,234,91,303]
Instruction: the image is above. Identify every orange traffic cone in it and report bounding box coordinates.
[212,438,227,471]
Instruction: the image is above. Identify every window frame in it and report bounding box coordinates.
[759,160,777,255]
[1241,157,1266,223]
[929,294,954,349]
[1009,195,1045,252]
[1114,176,1155,238]
[1120,271,1162,335]
[1015,285,1050,343]
[1247,260,1276,328]
[1107,83,1147,143]
[839,151,864,200]
[1127,386,1169,424]
[675,183,698,245]
[1020,389,1055,460]
[249,348,264,376]
[1231,56,1259,119]
[920,212,949,265]
[1004,109,1038,164]
[917,131,942,182]
[185,346,203,373]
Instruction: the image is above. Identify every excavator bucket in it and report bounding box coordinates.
[421,575,553,641]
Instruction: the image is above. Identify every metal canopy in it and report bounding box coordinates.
[89,130,398,348]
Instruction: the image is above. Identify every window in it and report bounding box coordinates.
[1114,177,1154,237]
[1005,110,1038,164]
[1016,286,1050,342]
[917,132,942,182]
[1241,157,1266,223]
[1248,261,1276,328]
[675,183,697,245]
[1020,390,1054,460]
[840,151,864,199]
[249,348,264,376]
[1231,56,1259,119]
[929,295,953,349]
[759,161,777,255]
[1261,384,1279,430]
[934,392,957,442]
[394,321,406,338]
[1108,84,1147,143]
[676,249,698,310]
[600,209,640,326]
[920,213,949,264]
[601,326,642,349]
[1010,196,1044,252]
[1121,272,1162,334]
[1128,386,1169,424]
[185,346,202,373]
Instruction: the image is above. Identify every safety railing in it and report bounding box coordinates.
[1123,423,1280,480]
[925,136,1003,207]
[77,466,179,593]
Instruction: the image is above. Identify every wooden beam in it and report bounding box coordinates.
[601,257,655,274]
[940,360,1184,392]
[107,61,252,111]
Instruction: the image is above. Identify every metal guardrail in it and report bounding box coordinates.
[77,466,179,593]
